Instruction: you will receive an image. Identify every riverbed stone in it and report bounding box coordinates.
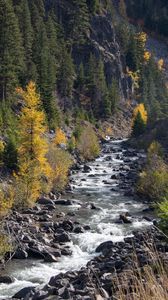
[13,286,36,299]
[0,275,15,284]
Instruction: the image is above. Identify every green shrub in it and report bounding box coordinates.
[137,141,168,201]
[77,125,100,160]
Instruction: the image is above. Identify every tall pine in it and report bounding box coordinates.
[0,0,24,101]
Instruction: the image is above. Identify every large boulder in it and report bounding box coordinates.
[44,253,58,263]
[12,286,35,299]
[0,276,15,284]
[37,198,55,205]
[95,241,113,253]
[54,232,71,243]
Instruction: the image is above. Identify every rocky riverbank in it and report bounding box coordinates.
[0,139,167,300]
[12,227,168,300]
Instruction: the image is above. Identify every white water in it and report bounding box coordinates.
[0,140,152,299]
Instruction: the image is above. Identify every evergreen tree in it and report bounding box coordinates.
[16,0,36,83]
[58,47,75,99]
[3,135,18,171]
[132,111,146,137]
[69,0,89,44]
[77,63,85,92]
[86,0,99,14]
[0,0,24,101]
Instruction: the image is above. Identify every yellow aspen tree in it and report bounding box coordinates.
[132,103,148,124]
[15,81,51,207]
[54,128,67,146]
[144,51,151,62]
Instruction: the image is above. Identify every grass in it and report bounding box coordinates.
[112,244,168,300]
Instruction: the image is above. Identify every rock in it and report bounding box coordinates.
[95,241,113,253]
[119,214,132,224]
[61,220,74,232]
[44,253,58,263]
[54,232,71,243]
[105,156,112,161]
[61,247,72,256]
[83,165,92,173]
[0,276,15,284]
[13,249,28,259]
[13,286,35,299]
[37,198,55,205]
[74,226,85,233]
[54,199,73,206]
[83,225,91,231]
[111,174,118,180]
[90,203,100,210]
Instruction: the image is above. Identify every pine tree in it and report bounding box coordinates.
[86,0,99,14]
[77,63,85,92]
[132,111,146,137]
[69,0,89,44]
[58,47,75,99]
[0,0,24,101]
[3,135,18,171]
[16,0,36,83]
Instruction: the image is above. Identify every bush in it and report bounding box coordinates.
[137,141,168,201]
[47,146,73,192]
[158,197,168,233]
[0,184,14,218]
[77,126,100,160]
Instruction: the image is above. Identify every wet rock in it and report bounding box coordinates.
[54,232,71,243]
[13,286,35,299]
[111,174,118,180]
[105,156,112,161]
[0,275,15,284]
[44,253,58,263]
[54,199,73,206]
[13,248,28,259]
[61,247,72,256]
[119,214,132,224]
[83,225,91,231]
[62,220,74,232]
[74,226,85,233]
[83,165,92,173]
[95,241,113,253]
[67,211,76,217]
[90,203,101,210]
[37,198,55,205]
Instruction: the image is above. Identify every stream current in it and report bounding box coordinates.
[0,140,152,299]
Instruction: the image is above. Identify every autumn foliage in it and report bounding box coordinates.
[78,126,100,160]
[132,103,148,137]
[15,82,51,207]
[54,128,67,146]
[47,145,72,192]
[133,103,148,124]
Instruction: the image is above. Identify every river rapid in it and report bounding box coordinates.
[0,139,152,299]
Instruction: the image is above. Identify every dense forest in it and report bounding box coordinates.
[0,1,168,299]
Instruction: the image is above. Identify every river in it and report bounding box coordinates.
[0,139,152,299]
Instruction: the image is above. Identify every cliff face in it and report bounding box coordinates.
[51,0,131,102]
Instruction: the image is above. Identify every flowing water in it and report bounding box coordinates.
[0,140,151,299]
